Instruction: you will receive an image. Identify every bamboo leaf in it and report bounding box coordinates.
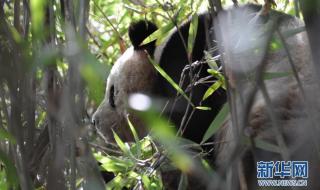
[195,106,211,110]
[112,130,130,155]
[0,128,16,144]
[148,57,194,107]
[205,51,219,70]
[0,150,19,188]
[201,103,229,144]
[141,22,174,46]
[126,115,140,144]
[202,80,222,101]
[187,13,198,56]
[30,0,46,36]
[126,115,141,157]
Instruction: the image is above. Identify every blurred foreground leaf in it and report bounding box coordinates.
[201,103,229,144]
[0,150,19,189]
[187,13,198,57]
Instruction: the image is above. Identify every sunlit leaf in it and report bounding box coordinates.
[100,157,134,172]
[141,175,151,189]
[202,80,222,101]
[126,115,141,157]
[207,69,226,89]
[130,136,153,159]
[205,51,219,70]
[76,178,84,188]
[112,130,130,155]
[35,111,46,128]
[105,174,126,190]
[195,106,211,110]
[141,22,174,46]
[30,0,46,37]
[126,115,140,144]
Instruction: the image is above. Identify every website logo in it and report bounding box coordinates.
[257,161,308,187]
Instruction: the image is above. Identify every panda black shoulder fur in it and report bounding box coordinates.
[92,13,226,144]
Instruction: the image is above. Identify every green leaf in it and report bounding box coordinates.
[80,58,108,103]
[100,157,134,173]
[0,149,19,189]
[263,72,292,80]
[205,51,219,70]
[207,69,226,89]
[142,172,162,190]
[201,159,213,172]
[141,175,151,189]
[9,26,22,43]
[141,22,174,46]
[0,128,16,144]
[148,57,194,107]
[270,37,283,52]
[138,109,193,173]
[112,130,130,155]
[35,111,46,128]
[105,174,126,190]
[207,69,224,80]
[76,178,84,188]
[0,170,8,190]
[201,103,229,144]
[126,115,141,157]
[195,106,211,111]
[30,0,46,37]
[95,153,134,173]
[126,115,140,144]
[202,80,222,101]
[187,13,198,56]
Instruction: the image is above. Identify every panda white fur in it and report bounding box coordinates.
[92,21,158,141]
[92,3,320,189]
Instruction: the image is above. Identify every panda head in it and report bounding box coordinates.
[92,20,158,141]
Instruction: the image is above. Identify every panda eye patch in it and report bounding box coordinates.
[109,85,116,108]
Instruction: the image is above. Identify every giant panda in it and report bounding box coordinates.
[91,10,226,190]
[92,3,320,190]
[92,13,226,144]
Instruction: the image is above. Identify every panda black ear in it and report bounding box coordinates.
[128,20,158,55]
